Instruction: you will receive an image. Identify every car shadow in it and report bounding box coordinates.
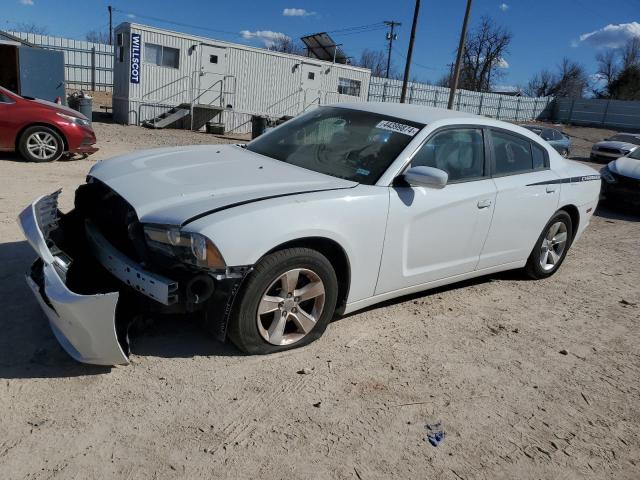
[0,151,26,163]
[337,269,529,320]
[0,151,88,163]
[595,203,640,222]
[0,240,240,380]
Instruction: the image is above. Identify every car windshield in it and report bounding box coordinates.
[246,107,424,185]
[629,148,640,160]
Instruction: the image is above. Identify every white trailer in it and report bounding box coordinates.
[112,23,371,134]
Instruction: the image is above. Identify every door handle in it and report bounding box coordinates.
[477,199,492,209]
[546,185,557,193]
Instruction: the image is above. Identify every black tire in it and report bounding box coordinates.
[560,148,569,158]
[228,248,338,354]
[525,210,573,279]
[18,126,65,162]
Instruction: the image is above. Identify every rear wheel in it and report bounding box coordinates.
[18,126,64,162]
[228,248,338,354]
[560,148,569,158]
[525,210,573,279]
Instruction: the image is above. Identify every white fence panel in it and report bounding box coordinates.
[368,77,553,122]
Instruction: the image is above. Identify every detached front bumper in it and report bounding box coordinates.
[18,191,128,365]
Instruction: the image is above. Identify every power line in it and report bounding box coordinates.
[326,22,387,34]
[111,8,241,37]
[112,9,389,42]
[392,47,441,71]
[331,26,388,37]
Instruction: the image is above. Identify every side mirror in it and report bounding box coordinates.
[403,166,448,189]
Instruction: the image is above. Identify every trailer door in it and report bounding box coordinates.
[197,45,227,107]
[300,62,322,111]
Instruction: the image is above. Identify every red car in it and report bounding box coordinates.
[0,86,98,162]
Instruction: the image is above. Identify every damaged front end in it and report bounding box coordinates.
[18,184,251,366]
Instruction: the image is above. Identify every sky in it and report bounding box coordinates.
[3,0,640,90]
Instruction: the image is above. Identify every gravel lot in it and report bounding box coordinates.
[0,120,638,479]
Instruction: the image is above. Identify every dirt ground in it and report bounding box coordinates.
[0,120,639,480]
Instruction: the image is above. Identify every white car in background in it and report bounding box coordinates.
[590,133,640,162]
[19,103,601,365]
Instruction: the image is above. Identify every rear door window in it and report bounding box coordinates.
[491,130,535,176]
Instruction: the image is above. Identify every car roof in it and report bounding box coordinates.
[522,124,559,132]
[330,102,554,145]
[332,101,484,125]
[611,132,640,138]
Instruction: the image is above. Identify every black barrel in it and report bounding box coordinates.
[251,115,268,139]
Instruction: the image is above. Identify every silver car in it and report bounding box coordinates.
[590,133,640,162]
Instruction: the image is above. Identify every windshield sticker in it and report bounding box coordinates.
[356,168,370,176]
[376,120,420,137]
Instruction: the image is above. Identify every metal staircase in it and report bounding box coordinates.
[142,103,224,130]
[138,72,233,131]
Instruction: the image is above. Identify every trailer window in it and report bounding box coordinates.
[338,78,361,96]
[144,43,180,69]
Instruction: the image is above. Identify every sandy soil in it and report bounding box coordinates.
[0,121,639,479]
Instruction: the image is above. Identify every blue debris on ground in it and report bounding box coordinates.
[425,422,445,447]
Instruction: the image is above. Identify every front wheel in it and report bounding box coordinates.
[18,126,64,162]
[228,248,338,354]
[525,210,573,279]
[560,148,569,158]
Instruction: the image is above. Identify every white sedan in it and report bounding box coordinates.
[19,103,601,365]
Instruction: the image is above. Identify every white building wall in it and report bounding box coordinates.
[113,23,371,132]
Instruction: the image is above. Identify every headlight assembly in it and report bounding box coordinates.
[600,166,616,183]
[143,226,226,270]
[56,112,91,127]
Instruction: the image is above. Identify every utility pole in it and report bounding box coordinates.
[400,0,420,103]
[384,20,401,78]
[447,0,473,110]
[108,5,113,45]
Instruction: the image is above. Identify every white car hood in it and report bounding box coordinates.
[89,144,357,225]
[609,156,640,180]
[594,140,638,151]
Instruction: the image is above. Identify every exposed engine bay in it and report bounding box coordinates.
[25,181,252,362]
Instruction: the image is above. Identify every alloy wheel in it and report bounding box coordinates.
[539,221,568,272]
[256,268,325,346]
[26,132,59,161]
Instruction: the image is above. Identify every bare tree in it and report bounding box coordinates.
[268,37,305,56]
[595,49,619,86]
[525,59,589,98]
[525,69,555,97]
[453,16,512,92]
[552,58,589,97]
[85,30,111,44]
[13,22,48,35]
[357,49,388,77]
[621,37,640,69]
[608,64,640,100]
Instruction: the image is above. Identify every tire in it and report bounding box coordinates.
[525,210,573,279]
[18,126,65,162]
[228,247,338,354]
[560,148,569,158]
